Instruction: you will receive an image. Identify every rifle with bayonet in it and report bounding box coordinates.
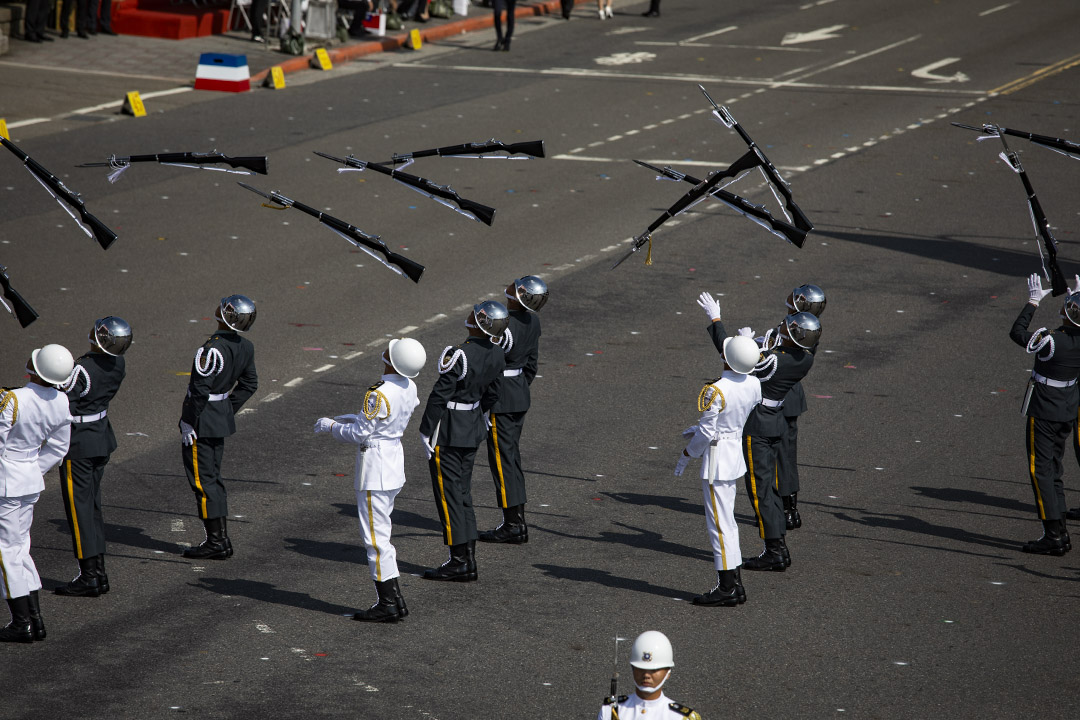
[236,183,425,283]
[952,122,1080,160]
[388,139,545,163]
[633,159,808,247]
[699,85,814,242]
[78,151,268,183]
[0,136,117,250]
[0,264,39,328]
[314,151,496,226]
[603,636,625,720]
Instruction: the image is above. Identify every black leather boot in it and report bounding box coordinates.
[692,570,740,606]
[743,538,786,571]
[54,558,102,597]
[391,577,408,618]
[783,495,795,530]
[0,597,34,643]
[423,544,475,581]
[1022,520,1069,555]
[221,517,234,557]
[478,504,528,544]
[183,517,231,559]
[27,590,46,641]
[352,580,402,623]
[734,566,746,604]
[779,536,792,568]
[96,554,110,594]
[465,540,478,578]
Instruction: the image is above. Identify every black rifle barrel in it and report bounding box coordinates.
[951,122,1080,157]
[0,265,39,328]
[392,139,546,161]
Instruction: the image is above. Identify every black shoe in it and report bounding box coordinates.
[60,29,69,38]
[40,34,54,41]
[352,580,402,623]
[743,540,786,572]
[779,537,791,568]
[493,39,503,51]
[183,517,231,560]
[391,577,408,619]
[54,558,101,597]
[692,570,740,606]
[95,555,110,594]
[423,544,475,581]
[100,28,117,35]
[734,566,746,604]
[1,598,34,643]
[27,591,45,641]
[642,10,659,17]
[1022,520,1068,556]
[501,38,510,51]
[478,505,528,544]
[77,31,90,39]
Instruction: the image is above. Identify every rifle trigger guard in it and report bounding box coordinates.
[261,202,288,210]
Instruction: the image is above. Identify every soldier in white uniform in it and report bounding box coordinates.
[1,344,75,643]
[314,338,426,623]
[598,631,700,720]
[675,335,762,607]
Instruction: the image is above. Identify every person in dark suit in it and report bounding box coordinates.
[479,276,547,545]
[179,296,259,560]
[1010,274,1080,554]
[418,301,507,581]
[54,317,131,598]
[492,0,516,51]
[641,0,660,17]
[23,0,53,42]
[86,0,115,34]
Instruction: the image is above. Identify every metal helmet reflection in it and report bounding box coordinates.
[89,316,133,356]
[512,275,549,313]
[787,284,826,317]
[219,295,257,332]
[472,300,510,339]
[1064,292,1080,326]
[783,311,822,349]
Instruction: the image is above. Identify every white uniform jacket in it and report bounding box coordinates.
[0,384,72,497]
[685,371,762,482]
[598,692,699,720]
[330,374,419,492]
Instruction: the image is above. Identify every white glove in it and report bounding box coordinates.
[483,411,491,430]
[179,421,197,447]
[681,425,697,439]
[420,434,433,461]
[1028,273,1051,305]
[737,326,754,337]
[313,417,335,434]
[1070,274,1080,295]
[674,454,690,477]
[697,291,722,321]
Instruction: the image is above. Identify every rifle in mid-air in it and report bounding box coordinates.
[0,264,39,328]
[952,122,1080,160]
[236,183,425,283]
[389,138,545,163]
[0,136,117,250]
[314,151,497,226]
[78,151,268,183]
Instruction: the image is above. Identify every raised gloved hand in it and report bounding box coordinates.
[313,417,335,434]
[1029,273,1051,305]
[1070,274,1080,295]
[420,434,433,461]
[681,425,697,439]
[697,292,722,321]
[738,326,754,337]
[674,454,690,477]
[179,421,197,447]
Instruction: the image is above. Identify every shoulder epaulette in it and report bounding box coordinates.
[437,345,468,380]
[602,695,628,706]
[0,388,18,424]
[697,379,726,412]
[363,381,391,420]
[669,702,700,719]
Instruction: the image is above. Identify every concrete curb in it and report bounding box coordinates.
[250,0,581,85]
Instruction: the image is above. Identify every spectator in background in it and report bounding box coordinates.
[642,0,659,17]
[560,0,572,19]
[23,0,53,42]
[87,0,117,35]
[251,0,269,41]
[60,0,89,38]
[492,0,515,51]
[596,0,612,20]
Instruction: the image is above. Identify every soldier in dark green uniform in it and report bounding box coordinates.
[1010,274,1080,555]
[179,296,259,560]
[55,317,131,598]
[480,276,547,545]
[418,301,507,581]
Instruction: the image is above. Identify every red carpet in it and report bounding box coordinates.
[112,0,233,40]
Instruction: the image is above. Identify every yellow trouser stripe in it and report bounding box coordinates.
[1029,417,1047,520]
[65,460,84,559]
[192,443,208,519]
[491,415,508,508]
[0,546,11,598]
[366,491,382,581]
[745,435,765,540]
[434,447,452,545]
[709,485,728,570]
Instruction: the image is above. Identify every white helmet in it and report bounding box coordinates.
[387,338,426,378]
[629,631,674,670]
[722,336,760,375]
[31,344,75,386]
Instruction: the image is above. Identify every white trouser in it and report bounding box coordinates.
[356,487,400,583]
[0,493,42,599]
[702,479,741,571]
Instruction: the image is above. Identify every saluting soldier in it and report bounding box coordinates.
[1010,274,1080,555]
[55,317,132,598]
[179,296,258,560]
[418,301,507,581]
[480,276,548,545]
[675,334,761,606]
[698,291,819,572]
[1,344,74,643]
[598,631,700,720]
[314,338,427,623]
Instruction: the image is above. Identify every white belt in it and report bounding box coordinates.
[447,401,480,411]
[761,398,785,408]
[187,389,231,402]
[1032,372,1077,388]
[709,432,740,445]
[70,410,107,424]
[503,368,523,377]
[2,448,39,461]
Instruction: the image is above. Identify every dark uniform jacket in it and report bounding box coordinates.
[65,352,125,459]
[180,331,258,438]
[492,309,540,414]
[708,321,813,438]
[1010,302,1080,422]
[419,336,504,448]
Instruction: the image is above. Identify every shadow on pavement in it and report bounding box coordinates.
[542,521,712,563]
[911,485,1033,514]
[192,577,356,616]
[533,564,691,600]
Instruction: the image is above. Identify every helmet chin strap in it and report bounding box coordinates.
[635,670,671,694]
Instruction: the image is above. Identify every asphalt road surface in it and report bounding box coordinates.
[2,0,1079,717]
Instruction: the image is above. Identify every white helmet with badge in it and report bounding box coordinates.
[629,630,674,670]
[31,344,75,386]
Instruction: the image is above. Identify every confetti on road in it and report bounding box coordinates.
[844,365,856,369]
[303,347,324,351]
[812,395,833,399]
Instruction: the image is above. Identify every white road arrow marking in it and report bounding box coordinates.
[781,24,846,45]
[911,58,969,83]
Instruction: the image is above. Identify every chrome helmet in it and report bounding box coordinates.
[508,275,549,313]
[787,284,826,317]
[1064,292,1080,326]
[472,300,510,339]
[89,316,133,356]
[782,311,822,350]
[219,295,257,332]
